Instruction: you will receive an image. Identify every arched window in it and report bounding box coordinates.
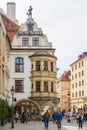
[15,57,24,72]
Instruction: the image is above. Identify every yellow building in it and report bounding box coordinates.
[70,52,87,112]
[0,12,19,101]
[57,70,71,111]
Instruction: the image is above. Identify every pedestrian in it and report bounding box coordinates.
[78,113,83,129]
[43,110,50,129]
[52,111,56,124]
[15,111,19,123]
[55,111,62,129]
[22,112,26,123]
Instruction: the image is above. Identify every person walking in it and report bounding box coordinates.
[55,111,62,130]
[15,111,19,123]
[43,110,50,129]
[78,113,83,129]
[52,111,56,124]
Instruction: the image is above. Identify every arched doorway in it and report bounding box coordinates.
[14,99,41,120]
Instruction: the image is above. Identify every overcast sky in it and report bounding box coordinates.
[0,0,87,77]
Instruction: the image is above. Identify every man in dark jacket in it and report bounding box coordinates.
[43,110,50,129]
[78,113,83,129]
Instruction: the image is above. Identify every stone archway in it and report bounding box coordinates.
[14,98,41,120]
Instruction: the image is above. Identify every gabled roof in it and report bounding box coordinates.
[58,70,71,83]
[1,13,20,42]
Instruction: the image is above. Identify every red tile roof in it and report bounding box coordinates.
[1,13,20,42]
[58,70,71,82]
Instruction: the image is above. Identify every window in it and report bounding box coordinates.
[82,61,83,66]
[79,63,80,68]
[82,80,84,86]
[27,22,34,31]
[44,81,48,92]
[44,61,48,71]
[75,65,77,70]
[15,57,24,72]
[79,91,81,97]
[79,81,81,86]
[31,83,33,90]
[22,37,29,46]
[75,74,77,79]
[15,80,24,93]
[72,84,74,89]
[82,90,84,96]
[82,71,84,76]
[32,37,39,46]
[51,82,53,92]
[36,61,40,71]
[36,81,40,92]
[51,62,53,71]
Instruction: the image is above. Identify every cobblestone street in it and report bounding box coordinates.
[1,119,87,130]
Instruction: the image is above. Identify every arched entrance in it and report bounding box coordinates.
[14,99,41,120]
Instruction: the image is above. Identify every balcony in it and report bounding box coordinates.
[30,71,56,78]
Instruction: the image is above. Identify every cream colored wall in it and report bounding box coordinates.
[71,56,87,111]
[0,14,10,100]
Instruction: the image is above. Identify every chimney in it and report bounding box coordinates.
[7,2,16,21]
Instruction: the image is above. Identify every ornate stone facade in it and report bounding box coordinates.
[0,3,59,119]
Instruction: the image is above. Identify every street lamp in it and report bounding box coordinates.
[11,86,15,128]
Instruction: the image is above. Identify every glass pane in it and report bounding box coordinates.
[20,58,23,64]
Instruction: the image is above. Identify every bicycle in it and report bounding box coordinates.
[56,120,61,130]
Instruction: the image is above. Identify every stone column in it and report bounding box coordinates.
[41,80,44,92]
[41,60,43,71]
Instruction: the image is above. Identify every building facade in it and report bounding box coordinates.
[0,12,11,101]
[70,52,87,112]
[0,3,58,119]
[57,71,71,112]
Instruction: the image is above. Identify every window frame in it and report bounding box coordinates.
[15,57,24,72]
[22,37,29,46]
[15,80,24,93]
[32,37,39,46]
